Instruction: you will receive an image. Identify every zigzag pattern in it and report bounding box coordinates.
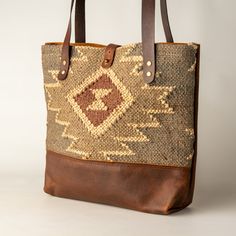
[71,47,88,62]
[43,42,198,166]
[141,84,175,114]
[45,70,90,157]
[111,89,174,157]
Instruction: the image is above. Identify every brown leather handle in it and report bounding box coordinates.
[74,0,173,44]
[58,0,75,81]
[58,0,174,84]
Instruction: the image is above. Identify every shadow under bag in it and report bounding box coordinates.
[42,0,200,214]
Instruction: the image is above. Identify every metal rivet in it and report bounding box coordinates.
[146,71,152,77]
[61,70,66,75]
[62,60,67,66]
[146,61,152,66]
[104,59,109,64]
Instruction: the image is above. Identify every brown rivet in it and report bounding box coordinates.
[146,61,152,66]
[146,71,152,77]
[104,59,109,64]
[62,60,67,66]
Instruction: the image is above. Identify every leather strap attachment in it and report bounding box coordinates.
[58,0,174,83]
[102,44,120,69]
[74,0,173,83]
[58,0,75,81]
[142,0,156,83]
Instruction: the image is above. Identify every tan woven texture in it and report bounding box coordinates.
[42,43,198,167]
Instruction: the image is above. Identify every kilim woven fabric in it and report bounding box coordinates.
[42,43,198,167]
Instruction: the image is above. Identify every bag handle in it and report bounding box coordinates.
[58,0,174,84]
[74,0,173,43]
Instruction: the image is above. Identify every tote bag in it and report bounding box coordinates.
[42,0,200,214]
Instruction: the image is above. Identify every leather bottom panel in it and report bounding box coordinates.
[44,150,193,214]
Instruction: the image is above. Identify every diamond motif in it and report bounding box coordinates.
[86,88,112,111]
[67,68,134,137]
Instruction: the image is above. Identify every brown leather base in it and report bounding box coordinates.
[44,150,193,214]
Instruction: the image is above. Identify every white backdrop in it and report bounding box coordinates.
[0,0,236,235]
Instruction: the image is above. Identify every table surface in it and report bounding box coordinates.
[0,173,235,236]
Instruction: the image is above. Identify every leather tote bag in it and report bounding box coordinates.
[42,0,200,214]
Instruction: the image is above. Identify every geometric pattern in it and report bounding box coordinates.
[71,46,88,63]
[67,68,134,137]
[42,42,198,167]
[120,44,143,76]
[86,89,112,111]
